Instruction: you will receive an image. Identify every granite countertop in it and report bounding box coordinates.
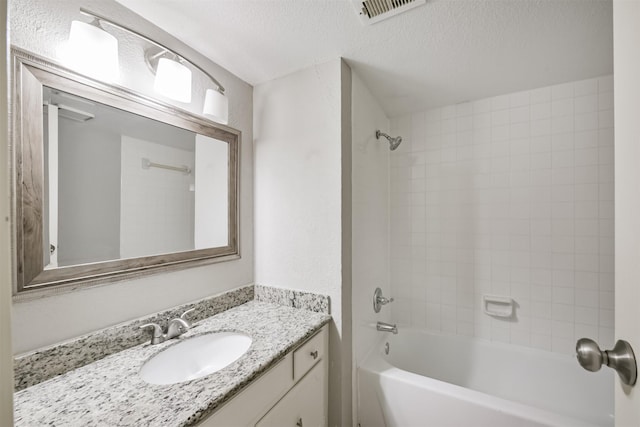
[14,301,331,426]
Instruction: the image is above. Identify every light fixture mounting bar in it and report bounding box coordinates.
[78,8,225,94]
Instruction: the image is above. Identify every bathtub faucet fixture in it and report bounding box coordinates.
[377,321,398,334]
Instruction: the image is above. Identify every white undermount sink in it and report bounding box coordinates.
[139,332,252,385]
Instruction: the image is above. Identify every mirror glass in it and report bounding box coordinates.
[12,48,239,297]
[42,87,229,268]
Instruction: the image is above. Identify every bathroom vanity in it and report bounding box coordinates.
[9,42,331,427]
[13,295,330,426]
[203,324,327,426]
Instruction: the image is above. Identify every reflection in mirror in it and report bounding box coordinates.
[42,87,229,269]
[12,47,239,297]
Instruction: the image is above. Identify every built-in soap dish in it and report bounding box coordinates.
[482,295,515,318]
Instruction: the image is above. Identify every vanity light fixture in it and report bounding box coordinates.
[144,48,192,103]
[203,88,229,124]
[153,55,192,103]
[58,18,119,82]
[64,8,229,123]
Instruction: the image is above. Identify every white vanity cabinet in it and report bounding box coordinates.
[199,325,328,427]
[255,361,325,427]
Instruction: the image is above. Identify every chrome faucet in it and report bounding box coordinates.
[141,308,195,345]
[373,287,394,313]
[377,321,398,334]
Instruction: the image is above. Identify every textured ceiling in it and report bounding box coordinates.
[115,0,613,117]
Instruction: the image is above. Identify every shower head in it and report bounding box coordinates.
[376,130,402,151]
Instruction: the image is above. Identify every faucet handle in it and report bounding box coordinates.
[140,323,164,344]
[180,308,195,327]
[373,287,394,313]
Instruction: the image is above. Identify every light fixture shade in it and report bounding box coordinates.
[154,57,192,103]
[203,89,229,124]
[59,20,119,82]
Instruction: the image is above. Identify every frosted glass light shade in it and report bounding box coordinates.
[203,89,229,124]
[59,20,119,82]
[154,58,192,103]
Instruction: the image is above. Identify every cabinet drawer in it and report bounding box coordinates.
[293,327,326,382]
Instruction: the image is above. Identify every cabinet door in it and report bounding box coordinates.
[198,354,293,427]
[256,360,326,427]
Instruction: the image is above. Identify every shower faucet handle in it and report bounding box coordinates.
[378,295,394,304]
[373,287,394,313]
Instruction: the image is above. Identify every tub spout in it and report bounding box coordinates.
[377,321,398,334]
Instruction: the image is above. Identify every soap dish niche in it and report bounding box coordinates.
[482,295,516,319]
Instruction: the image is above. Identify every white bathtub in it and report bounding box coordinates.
[358,328,613,427]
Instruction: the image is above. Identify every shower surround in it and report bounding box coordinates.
[389,76,614,355]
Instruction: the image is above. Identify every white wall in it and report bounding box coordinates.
[254,59,351,427]
[0,0,14,422]
[10,0,254,354]
[58,119,121,265]
[390,76,615,355]
[194,135,229,249]
[350,71,391,424]
[613,0,640,423]
[120,135,194,258]
[351,72,392,363]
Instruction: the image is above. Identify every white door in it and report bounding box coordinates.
[613,1,640,425]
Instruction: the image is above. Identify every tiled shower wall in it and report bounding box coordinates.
[389,76,614,355]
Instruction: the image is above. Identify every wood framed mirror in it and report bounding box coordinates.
[11,47,240,298]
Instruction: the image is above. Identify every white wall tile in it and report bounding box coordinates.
[552,82,574,100]
[575,289,599,308]
[456,102,473,117]
[599,110,614,128]
[531,119,552,137]
[575,306,599,325]
[552,287,574,305]
[574,78,598,97]
[389,76,614,355]
[552,319,574,337]
[575,271,599,290]
[574,113,597,133]
[599,272,614,291]
[600,291,614,310]
[531,102,551,121]
[473,99,492,114]
[574,323,598,342]
[531,334,552,351]
[575,130,598,149]
[551,133,575,151]
[574,148,599,166]
[552,116,574,134]
[574,95,598,114]
[510,91,531,107]
[598,75,614,94]
[598,92,614,111]
[530,87,552,104]
[491,94,511,111]
[510,106,530,123]
[552,99,574,117]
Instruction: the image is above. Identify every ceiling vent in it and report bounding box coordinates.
[352,0,426,25]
